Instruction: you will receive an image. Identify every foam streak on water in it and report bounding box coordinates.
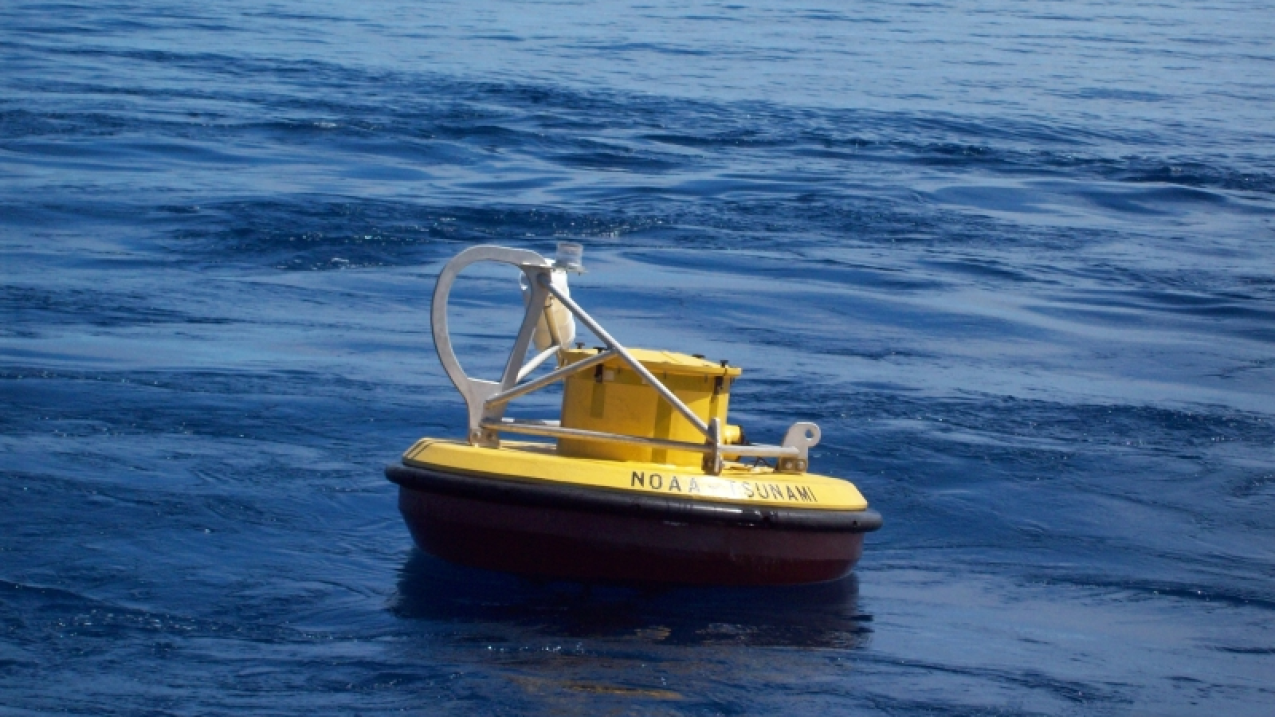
[2,1,1273,715]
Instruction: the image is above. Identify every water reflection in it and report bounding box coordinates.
[390,550,872,650]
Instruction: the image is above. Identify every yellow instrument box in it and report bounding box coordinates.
[558,347,741,467]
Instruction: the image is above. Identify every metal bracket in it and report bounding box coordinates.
[776,422,820,474]
[701,417,724,475]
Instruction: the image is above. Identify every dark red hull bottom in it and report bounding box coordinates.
[398,486,866,586]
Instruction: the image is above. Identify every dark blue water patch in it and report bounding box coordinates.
[0,577,421,713]
[4,37,1251,173]
[812,392,1274,461]
[0,108,129,139]
[1214,646,1275,655]
[919,258,1042,285]
[859,647,1132,712]
[775,389,1273,499]
[1103,565,1275,611]
[640,128,794,151]
[8,53,1273,212]
[1111,159,1275,193]
[1080,285,1275,320]
[392,552,870,649]
[3,466,315,545]
[926,185,1055,214]
[0,285,234,330]
[1065,88,1169,103]
[1071,185,1205,216]
[1022,287,1275,342]
[159,200,673,270]
[0,197,210,236]
[0,578,293,650]
[723,296,1049,350]
[160,199,447,270]
[338,164,432,182]
[571,41,718,58]
[0,368,431,455]
[472,34,525,43]
[591,194,1104,252]
[550,147,684,174]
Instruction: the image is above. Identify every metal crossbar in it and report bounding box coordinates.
[537,273,711,438]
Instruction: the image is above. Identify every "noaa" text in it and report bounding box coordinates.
[630,471,819,503]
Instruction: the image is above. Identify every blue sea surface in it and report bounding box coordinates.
[3,1,1274,714]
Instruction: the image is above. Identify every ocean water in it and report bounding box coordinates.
[2,1,1274,714]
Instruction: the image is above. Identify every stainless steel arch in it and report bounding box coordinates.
[430,245,553,444]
